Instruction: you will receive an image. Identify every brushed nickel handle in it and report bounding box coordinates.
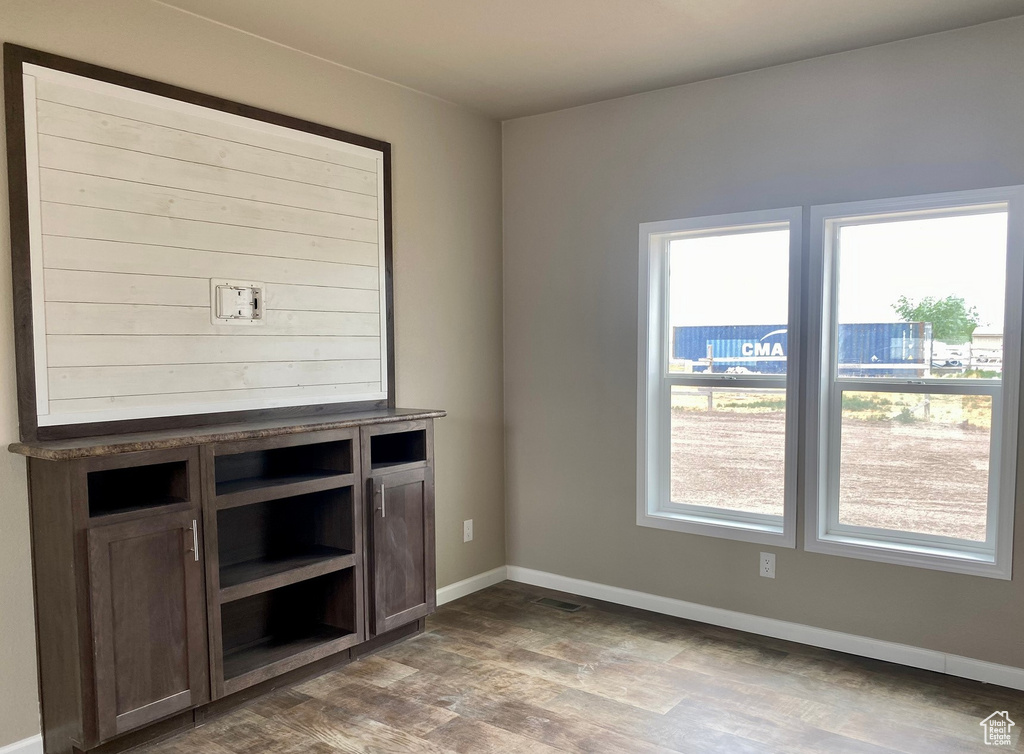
[188,520,199,562]
[380,482,386,518]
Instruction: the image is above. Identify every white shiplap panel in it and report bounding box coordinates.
[43,270,380,313]
[22,64,389,427]
[36,99,376,194]
[39,135,377,218]
[43,236,381,289]
[34,75,380,174]
[41,204,380,272]
[45,303,381,337]
[43,382,385,426]
[47,335,381,367]
[40,170,379,241]
[49,359,382,400]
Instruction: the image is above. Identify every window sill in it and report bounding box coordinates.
[805,532,1007,579]
[638,508,795,548]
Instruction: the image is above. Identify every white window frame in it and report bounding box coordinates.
[637,207,802,547]
[806,187,1024,578]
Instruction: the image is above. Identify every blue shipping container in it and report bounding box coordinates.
[672,322,930,376]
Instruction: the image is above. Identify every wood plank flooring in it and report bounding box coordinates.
[136,581,1024,753]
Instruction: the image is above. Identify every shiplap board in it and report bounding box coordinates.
[36,99,376,194]
[39,135,377,217]
[47,382,384,424]
[44,271,380,312]
[35,76,379,173]
[44,237,378,288]
[19,62,389,428]
[22,75,49,415]
[49,359,382,399]
[46,335,380,367]
[42,204,380,267]
[40,170,379,238]
[45,303,381,337]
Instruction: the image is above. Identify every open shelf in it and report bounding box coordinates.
[217,488,354,602]
[223,625,352,683]
[370,429,427,470]
[87,460,189,518]
[220,569,357,691]
[216,472,346,498]
[219,546,355,603]
[214,473,354,509]
[214,439,352,500]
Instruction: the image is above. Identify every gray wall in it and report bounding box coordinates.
[503,18,1024,669]
[0,0,505,745]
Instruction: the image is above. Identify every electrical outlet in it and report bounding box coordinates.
[760,552,776,579]
[463,519,473,542]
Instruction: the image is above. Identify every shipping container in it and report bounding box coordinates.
[672,322,931,376]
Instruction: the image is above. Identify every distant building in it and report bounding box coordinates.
[972,326,1003,363]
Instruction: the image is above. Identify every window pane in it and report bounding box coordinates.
[837,391,991,542]
[671,386,785,517]
[669,229,789,375]
[835,212,1007,379]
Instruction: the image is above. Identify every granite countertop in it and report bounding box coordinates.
[9,407,446,460]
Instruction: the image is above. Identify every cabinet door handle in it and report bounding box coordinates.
[187,519,199,562]
[380,482,386,518]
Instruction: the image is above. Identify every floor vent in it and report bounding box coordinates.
[533,597,585,612]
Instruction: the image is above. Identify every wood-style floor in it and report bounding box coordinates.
[138,581,1023,753]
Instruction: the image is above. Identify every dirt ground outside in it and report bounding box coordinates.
[670,390,990,542]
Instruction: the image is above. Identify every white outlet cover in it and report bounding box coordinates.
[760,552,776,579]
[463,519,474,542]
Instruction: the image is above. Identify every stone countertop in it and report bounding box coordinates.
[9,407,445,460]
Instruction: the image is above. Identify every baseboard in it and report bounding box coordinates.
[436,566,508,605]
[505,565,1024,691]
[0,735,42,754]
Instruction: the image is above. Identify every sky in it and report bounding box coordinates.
[669,212,1007,331]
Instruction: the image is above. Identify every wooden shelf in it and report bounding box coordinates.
[219,566,359,694]
[213,435,355,509]
[219,548,356,603]
[369,459,426,473]
[222,626,355,686]
[214,472,355,509]
[88,496,189,519]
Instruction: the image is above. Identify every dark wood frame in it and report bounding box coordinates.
[3,43,396,442]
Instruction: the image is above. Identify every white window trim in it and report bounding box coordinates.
[637,207,802,547]
[805,187,1024,579]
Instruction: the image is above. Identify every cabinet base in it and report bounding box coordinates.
[70,619,425,754]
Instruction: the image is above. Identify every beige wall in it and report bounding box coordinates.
[504,18,1024,669]
[0,0,505,745]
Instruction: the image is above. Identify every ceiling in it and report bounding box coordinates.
[155,0,1024,119]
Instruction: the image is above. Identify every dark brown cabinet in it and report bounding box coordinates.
[362,421,437,637]
[367,468,436,635]
[12,409,442,754]
[87,510,209,739]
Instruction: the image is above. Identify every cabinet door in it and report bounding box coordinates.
[367,467,436,635]
[88,509,209,740]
